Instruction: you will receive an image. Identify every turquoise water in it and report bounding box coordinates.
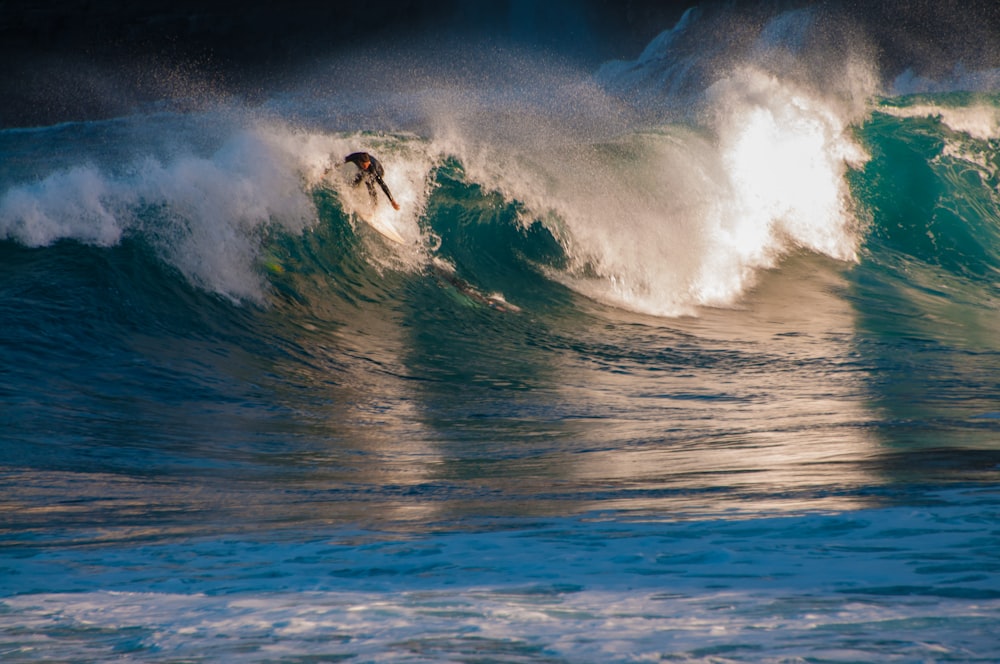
[2,6,1000,662]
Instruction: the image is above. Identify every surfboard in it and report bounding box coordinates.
[357,206,405,244]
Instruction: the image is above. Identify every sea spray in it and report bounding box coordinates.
[0,164,128,247]
[694,65,869,302]
[415,8,878,316]
[582,8,876,313]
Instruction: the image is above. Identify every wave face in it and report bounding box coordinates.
[3,4,1000,662]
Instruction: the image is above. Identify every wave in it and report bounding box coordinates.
[862,94,1000,272]
[1,5,998,326]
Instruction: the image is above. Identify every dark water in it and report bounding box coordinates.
[2,4,1000,662]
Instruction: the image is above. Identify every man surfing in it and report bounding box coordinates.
[344,152,400,210]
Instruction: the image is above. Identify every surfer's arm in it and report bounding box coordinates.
[375,174,400,210]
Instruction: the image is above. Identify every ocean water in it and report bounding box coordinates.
[3,4,1000,662]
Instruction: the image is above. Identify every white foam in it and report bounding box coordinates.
[6,587,994,661]
[3,491,998,662]
[0,165,128,247]
[887,64,1000,141]
[0,122,320,301]
[879,102,1000,141]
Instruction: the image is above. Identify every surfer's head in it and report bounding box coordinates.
[360,154,371,170]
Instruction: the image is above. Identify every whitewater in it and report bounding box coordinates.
[3,3,1000,662]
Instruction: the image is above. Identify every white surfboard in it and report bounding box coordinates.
[358,205,405,244]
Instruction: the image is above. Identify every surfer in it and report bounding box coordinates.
[344,152,400,210]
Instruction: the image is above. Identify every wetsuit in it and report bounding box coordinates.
[344,152,397,207]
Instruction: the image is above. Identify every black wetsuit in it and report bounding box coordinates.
[344,152,397,207]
